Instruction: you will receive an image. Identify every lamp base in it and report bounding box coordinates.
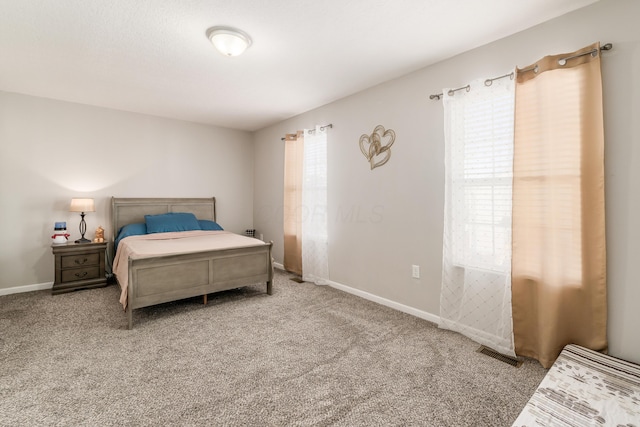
[75,237,92,244]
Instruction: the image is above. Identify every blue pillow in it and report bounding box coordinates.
[144,212,201,234]
[115,223,147,250]
[198,220,223,231]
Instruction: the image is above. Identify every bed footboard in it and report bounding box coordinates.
[126,242,273,329]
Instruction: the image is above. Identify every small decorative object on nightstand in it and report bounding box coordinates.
[51,241,108,294]
[51,221,70,245]
[93,225,104,243]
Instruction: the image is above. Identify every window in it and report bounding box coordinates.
[447,85,514,273]
[440,75,516,357]
[283,126,329,284]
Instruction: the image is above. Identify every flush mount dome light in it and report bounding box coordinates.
[207,26,252,57]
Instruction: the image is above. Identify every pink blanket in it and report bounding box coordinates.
[113,230,267,309]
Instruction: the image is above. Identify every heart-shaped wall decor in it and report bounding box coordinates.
[359,125,396,170]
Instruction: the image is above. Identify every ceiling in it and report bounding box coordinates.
[0,0,598,132]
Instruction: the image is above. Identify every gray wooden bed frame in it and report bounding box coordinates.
[111,197,273,329]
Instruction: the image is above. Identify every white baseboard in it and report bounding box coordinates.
[0,281,53,296]
[326,279,441,325]
[272,263,439,323]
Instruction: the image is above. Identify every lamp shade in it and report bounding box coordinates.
[69,198,95,213]
[207,26,252,57]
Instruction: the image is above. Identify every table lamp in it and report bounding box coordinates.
[69,198,95,243]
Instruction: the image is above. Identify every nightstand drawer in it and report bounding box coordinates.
[61,266,100,283]
[61,253,100,268]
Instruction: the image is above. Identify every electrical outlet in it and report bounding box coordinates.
[412,265,420,279]
[259,233,264,241]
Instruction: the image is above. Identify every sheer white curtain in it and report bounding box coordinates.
[301,126,329,285]
[439,74,516,356]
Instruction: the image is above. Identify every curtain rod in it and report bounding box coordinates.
[429,42,613,101]
[281,124,333,141]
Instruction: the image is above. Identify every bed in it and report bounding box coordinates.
[111,197,273,329]
[512,344,640,426]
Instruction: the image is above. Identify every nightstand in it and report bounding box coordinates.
[51,241,108,294]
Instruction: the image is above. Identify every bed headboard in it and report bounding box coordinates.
[111,197,217,241]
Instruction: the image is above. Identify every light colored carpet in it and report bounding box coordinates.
[0,270,546,426]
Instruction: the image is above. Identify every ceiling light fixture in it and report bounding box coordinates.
[207,26,252,57]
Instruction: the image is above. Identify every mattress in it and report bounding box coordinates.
[512,344,640,426]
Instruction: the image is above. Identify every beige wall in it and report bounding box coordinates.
[0,91,254,290]
[253,0,640,363]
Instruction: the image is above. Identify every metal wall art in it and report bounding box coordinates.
[359,125,396,170]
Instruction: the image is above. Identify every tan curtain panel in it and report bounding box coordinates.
[511,42,607,368]
[283,131,304,275]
